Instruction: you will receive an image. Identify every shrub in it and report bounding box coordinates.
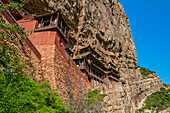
[0,2,69,112]
[138,66,155,79]
[87,89,107,104]
[136,88,170,112]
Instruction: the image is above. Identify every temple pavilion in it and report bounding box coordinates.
[66,45,125,86]
[17,9,73,56]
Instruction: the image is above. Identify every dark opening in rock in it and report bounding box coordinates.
[100,31,105,36]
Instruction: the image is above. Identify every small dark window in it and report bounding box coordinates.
[43,20,50,26]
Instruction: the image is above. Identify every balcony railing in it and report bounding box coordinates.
[35,17,68,39]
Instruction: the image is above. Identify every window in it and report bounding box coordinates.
[43,20,50,27]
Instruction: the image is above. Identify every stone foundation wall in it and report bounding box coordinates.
[34,45,90,104]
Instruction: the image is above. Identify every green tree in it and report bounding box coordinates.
[0,1,69,112]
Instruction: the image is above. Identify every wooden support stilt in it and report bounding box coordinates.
[64,27,66,35]
[100,81,101,90]
[93,76,94,88]
[95,77,97,87]
[67,30,69,39]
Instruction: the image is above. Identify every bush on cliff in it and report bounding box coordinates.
[0,1,69,112]
[87,89,107,105]
[136,88,170,113]
[138,66,155,79]
[0,72,69,113]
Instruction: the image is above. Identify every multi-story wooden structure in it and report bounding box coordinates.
[69,45,125,87]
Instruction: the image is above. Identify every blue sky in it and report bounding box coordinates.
[119,0,170,84]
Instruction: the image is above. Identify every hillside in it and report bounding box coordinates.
[136,87,170,113]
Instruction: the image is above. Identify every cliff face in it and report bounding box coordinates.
[21,0,163,112]
[23,0,139,81]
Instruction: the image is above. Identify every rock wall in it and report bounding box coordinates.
[21,0,164,112]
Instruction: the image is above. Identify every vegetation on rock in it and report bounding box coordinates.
[163,83,170,88]
[67,89,108,112]
[0,74,69,113]
[138,66,155,79]
[0,2,69,113]
[136,88,170,113]
[87,89,107,105]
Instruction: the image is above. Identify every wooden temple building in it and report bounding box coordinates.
[66,45,125,87]
[17,10,72,56]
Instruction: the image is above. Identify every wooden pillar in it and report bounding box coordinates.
[93,76,94,88]
[61,20,63,29]
[95,76,97,87]
[100,81,101,90]
[50,15,53,25]
[40,18,43,27]
[67,30,69,39]
[56,12,59,25]
[64,27,66,35]
[94,77,96,87]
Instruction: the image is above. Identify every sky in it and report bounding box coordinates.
[119,0,170,84]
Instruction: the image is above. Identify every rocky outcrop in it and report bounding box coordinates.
[21,0,164,112]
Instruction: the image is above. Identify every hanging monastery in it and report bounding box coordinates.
[1,0,125,103]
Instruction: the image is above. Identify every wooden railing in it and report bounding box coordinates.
[78,61,105,83]
[90,73,105,83]
[35,20,68,39]
[77,59,124,84]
